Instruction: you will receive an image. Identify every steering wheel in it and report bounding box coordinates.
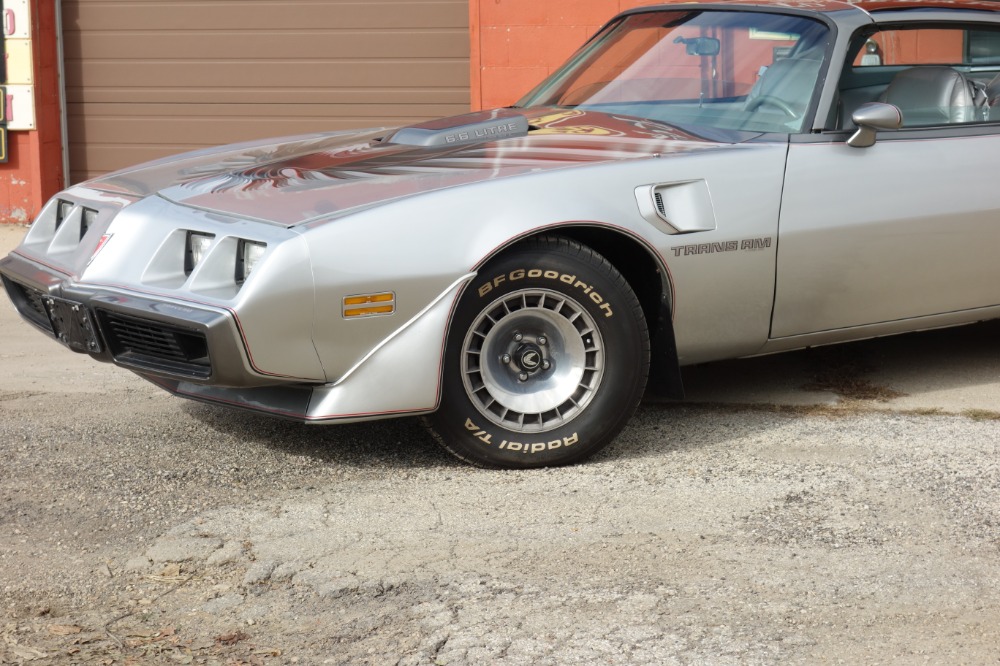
[745,95,797,118]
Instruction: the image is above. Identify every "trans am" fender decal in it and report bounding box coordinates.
[669,236,772,257]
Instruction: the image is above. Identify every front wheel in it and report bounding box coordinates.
[426,236,650,468]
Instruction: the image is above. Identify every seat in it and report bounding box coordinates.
[983,72,1000,120]
[878,66,977,126]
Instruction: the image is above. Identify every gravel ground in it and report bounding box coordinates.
[2,226,1000,664]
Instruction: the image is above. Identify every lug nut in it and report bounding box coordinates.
[501,353,512,364]
[537,336,547,346]
[542,360,550,370]
[513,332,523,342]
[518,372,528,382]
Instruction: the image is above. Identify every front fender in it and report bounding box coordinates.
[305,272,474,419]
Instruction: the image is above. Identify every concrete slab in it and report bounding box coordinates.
[0,223,26,251]
[681,324,1000,415]
[3,222,1000,416]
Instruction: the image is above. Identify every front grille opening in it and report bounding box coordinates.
[96,309,211,379]
[1,276,54,333]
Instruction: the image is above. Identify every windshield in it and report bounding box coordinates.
[518,10,831,135]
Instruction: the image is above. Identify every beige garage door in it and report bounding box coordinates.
[62,1,470,183]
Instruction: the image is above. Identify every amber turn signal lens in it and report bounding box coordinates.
[344,305,394,317]
[343,292,395,318]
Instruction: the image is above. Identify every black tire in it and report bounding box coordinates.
[426,236,649,468]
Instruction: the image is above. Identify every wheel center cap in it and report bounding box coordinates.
[516,344,543,371]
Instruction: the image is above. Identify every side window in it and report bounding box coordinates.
[966,30,1000,64]
[839,24,1000,128]
[852,29,963,67]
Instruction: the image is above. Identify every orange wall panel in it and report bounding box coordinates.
[472,0,663,109]
[0,132,39,223]
[870,29,964,64]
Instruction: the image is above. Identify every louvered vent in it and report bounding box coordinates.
[653,191,666,217]
[2,277,54,333]
[96,310,211,379]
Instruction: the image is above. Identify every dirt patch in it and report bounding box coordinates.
[801,346,906,401]
[961,408,1000,421]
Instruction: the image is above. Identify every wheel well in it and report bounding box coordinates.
[500,226,683,399]
[554,227,667,331]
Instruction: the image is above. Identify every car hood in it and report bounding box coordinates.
[84,108,733,227]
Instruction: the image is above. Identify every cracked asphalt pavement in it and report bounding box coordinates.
[1,225,999,664]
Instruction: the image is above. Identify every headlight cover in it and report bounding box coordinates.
[185,231,215,275]
[235,239,267,284]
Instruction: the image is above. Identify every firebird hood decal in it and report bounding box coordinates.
[86,109,730,227]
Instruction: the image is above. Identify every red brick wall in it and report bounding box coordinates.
[860,29,964,66]
[470,0,662,110]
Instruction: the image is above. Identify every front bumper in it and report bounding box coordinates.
[3,250,467,423]
[1,251,267,388]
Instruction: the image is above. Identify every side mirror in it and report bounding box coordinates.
[847,102,902,148]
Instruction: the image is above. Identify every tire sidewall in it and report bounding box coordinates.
[434,242,647,467]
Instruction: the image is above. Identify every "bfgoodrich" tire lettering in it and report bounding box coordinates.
[477,269,613,317]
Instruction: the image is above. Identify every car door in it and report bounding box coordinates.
[771,21,1000,339]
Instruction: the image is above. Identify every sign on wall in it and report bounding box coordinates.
[3,0,34,136]
[0,13,6,162]
[5,39,33,84]
[0,85,6,162]
[3,0,30,39]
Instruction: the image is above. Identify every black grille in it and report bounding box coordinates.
[1,277,54,333]
[96,309,211,379]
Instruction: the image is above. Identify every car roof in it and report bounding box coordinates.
[852,0,1000,13]
[622,0,1000,16]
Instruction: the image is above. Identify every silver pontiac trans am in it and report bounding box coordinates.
[5,0,1000,467]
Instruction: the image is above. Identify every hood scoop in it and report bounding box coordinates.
[385,109,529,148]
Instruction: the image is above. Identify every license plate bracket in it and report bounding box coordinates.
[43,296,101,353]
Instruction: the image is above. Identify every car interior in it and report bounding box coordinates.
[833,28,1000,130]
